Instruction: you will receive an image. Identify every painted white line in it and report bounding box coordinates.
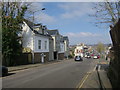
[93,65,97,71]
[98,65,101,71]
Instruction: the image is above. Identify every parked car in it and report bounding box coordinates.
[74,56,83,61]
[97,55,100,59]
[1,66,8,76]
[93,55,98,59]
[87,55,91,58]
[84,55,88,58]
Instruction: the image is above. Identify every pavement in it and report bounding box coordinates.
[78,58,112,89]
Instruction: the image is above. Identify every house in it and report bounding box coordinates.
[63,36,69,59]
[22,20,54,63]
[47,29,60,60]
[58,35,65,60]
[34,24,54,61]
[49,36,54,61]
[47,30,70,60]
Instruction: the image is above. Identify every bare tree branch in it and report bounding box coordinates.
[90,1,120,28]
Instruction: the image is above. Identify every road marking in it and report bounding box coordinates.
[76,72,91,90]
[98,65,101,71]
[76,75,87,88]
[93,65,97,71]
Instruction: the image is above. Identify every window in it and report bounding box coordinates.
[45,41,47,49]
[38,40,41,49]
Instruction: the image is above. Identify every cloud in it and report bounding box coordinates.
[58,3,95,19]
[35,13,57,24]
[64,32,111,45]
[66,32,101,37]
[27,2,44,12]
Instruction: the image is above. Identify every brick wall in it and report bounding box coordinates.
[34,52,49,63]
[58,53,64,60]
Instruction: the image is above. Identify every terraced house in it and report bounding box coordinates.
[22,20,54,63]
[22,20,69,63]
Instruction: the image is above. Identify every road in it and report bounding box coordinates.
[3,58,98,88]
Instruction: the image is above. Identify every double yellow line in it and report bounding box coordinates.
[76,72,91,90]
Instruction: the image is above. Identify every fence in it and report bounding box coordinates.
[2,53,32,66]
[16,53,32,65]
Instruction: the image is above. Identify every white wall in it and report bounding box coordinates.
[51,34,61,52]
[64,40,69,57]
[22,21,34,51]
[52,36,56,51]
[64,41,67,51]
[34,35,49,52]
[74,45,84,57]
[59,42,65,53]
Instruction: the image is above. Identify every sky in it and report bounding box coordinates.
[28,2,112,45]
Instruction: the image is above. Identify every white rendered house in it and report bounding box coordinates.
[22,20,51,63]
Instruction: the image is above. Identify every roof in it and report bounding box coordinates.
[63,36,69,41]
[47,30,59,35]
[23,19,50,37]
[24,19,34,31]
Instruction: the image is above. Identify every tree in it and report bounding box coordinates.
[1,2,27,66]
[96,42,105,54]
[91,1,120,27]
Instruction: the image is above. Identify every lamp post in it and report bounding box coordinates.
[32,8,45,64]
[32,8,45,27]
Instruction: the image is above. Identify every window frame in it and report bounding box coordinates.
[45,41,47,50]
[38,40,41,49]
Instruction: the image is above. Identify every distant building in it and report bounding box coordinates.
[74,44,84,57]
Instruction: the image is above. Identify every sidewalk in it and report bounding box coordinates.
[8,59,67,72]
[80,58,112,89]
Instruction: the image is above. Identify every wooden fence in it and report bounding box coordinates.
[2,53,32,66]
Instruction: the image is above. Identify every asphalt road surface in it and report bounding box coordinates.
[3,58,98,88]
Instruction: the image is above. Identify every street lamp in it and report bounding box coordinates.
[41,8,45,10]
[32,8,45,64]
[32,8,46,27]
